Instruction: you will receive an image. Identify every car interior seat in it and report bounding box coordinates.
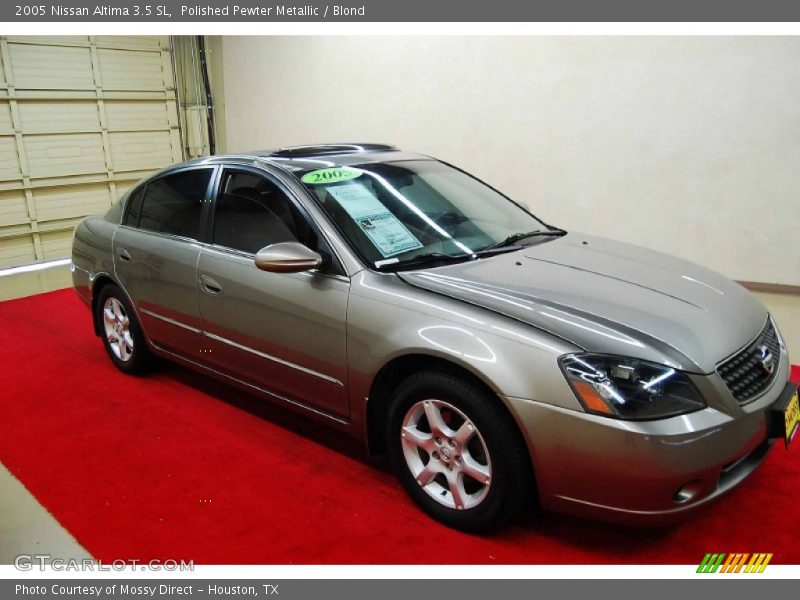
[215,187,297,254]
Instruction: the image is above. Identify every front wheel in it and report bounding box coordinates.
[386,371,533,532]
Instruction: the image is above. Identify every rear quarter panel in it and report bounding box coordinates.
[71,215,118,304]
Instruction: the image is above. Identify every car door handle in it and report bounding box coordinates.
[200,274,223,295]
[118,248,132,262]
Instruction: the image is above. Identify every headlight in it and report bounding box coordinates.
[559,353,706,420]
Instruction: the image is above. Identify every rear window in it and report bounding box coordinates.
[137,169,213,239]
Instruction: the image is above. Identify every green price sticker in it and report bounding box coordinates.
[301,167,363,185]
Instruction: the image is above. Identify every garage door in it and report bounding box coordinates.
[0,35,184,268]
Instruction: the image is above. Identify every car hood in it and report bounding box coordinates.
[398,233,767,373]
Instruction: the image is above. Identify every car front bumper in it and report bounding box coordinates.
[505,354,794,526]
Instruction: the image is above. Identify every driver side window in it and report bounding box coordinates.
[213,170,344,276]
[213,170,316,255]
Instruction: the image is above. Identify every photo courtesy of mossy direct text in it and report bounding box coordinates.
[15,584,275,597]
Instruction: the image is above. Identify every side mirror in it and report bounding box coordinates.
[254,242,323,273]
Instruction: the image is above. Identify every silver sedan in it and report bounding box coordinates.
[72,143,798,531]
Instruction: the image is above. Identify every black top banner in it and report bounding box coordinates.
[4,0,800,22]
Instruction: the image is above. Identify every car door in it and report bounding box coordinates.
[113,167,215,359]
[197,166,350,419]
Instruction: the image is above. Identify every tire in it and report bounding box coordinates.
[386,371,533,532]
[95,283,155,375]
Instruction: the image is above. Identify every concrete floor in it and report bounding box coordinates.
[0,465,91,564]
[0,261,798,564]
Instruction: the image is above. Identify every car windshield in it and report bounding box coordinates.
[300,159,553,269]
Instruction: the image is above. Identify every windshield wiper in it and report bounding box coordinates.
[377,251,474,272]
[376,227,567,271]
[480,227,567,252]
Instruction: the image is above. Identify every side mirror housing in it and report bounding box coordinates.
[254,242,323,273]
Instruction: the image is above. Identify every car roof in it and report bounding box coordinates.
[157,143,432,178]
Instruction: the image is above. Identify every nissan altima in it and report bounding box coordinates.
[72,143,798,531]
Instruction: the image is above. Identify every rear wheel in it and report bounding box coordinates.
[96,283,154,375]
[386,371,532,532]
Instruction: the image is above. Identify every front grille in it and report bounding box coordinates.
[717,319,781,404]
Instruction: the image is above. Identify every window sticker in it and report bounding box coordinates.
[301,167,363,185]
[326,183,423,258]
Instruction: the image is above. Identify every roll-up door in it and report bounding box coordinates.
[0,35,184,268]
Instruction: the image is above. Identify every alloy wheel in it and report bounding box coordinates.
[102,297,134,362]
[400,399,492,510]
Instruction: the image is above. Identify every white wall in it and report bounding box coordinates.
[222,36,800,285]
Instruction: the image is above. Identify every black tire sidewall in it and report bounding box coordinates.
[386,371,529,532]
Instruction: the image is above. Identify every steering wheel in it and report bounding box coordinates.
[426,210,470,234]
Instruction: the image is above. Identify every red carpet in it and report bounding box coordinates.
[0,289,798,565]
